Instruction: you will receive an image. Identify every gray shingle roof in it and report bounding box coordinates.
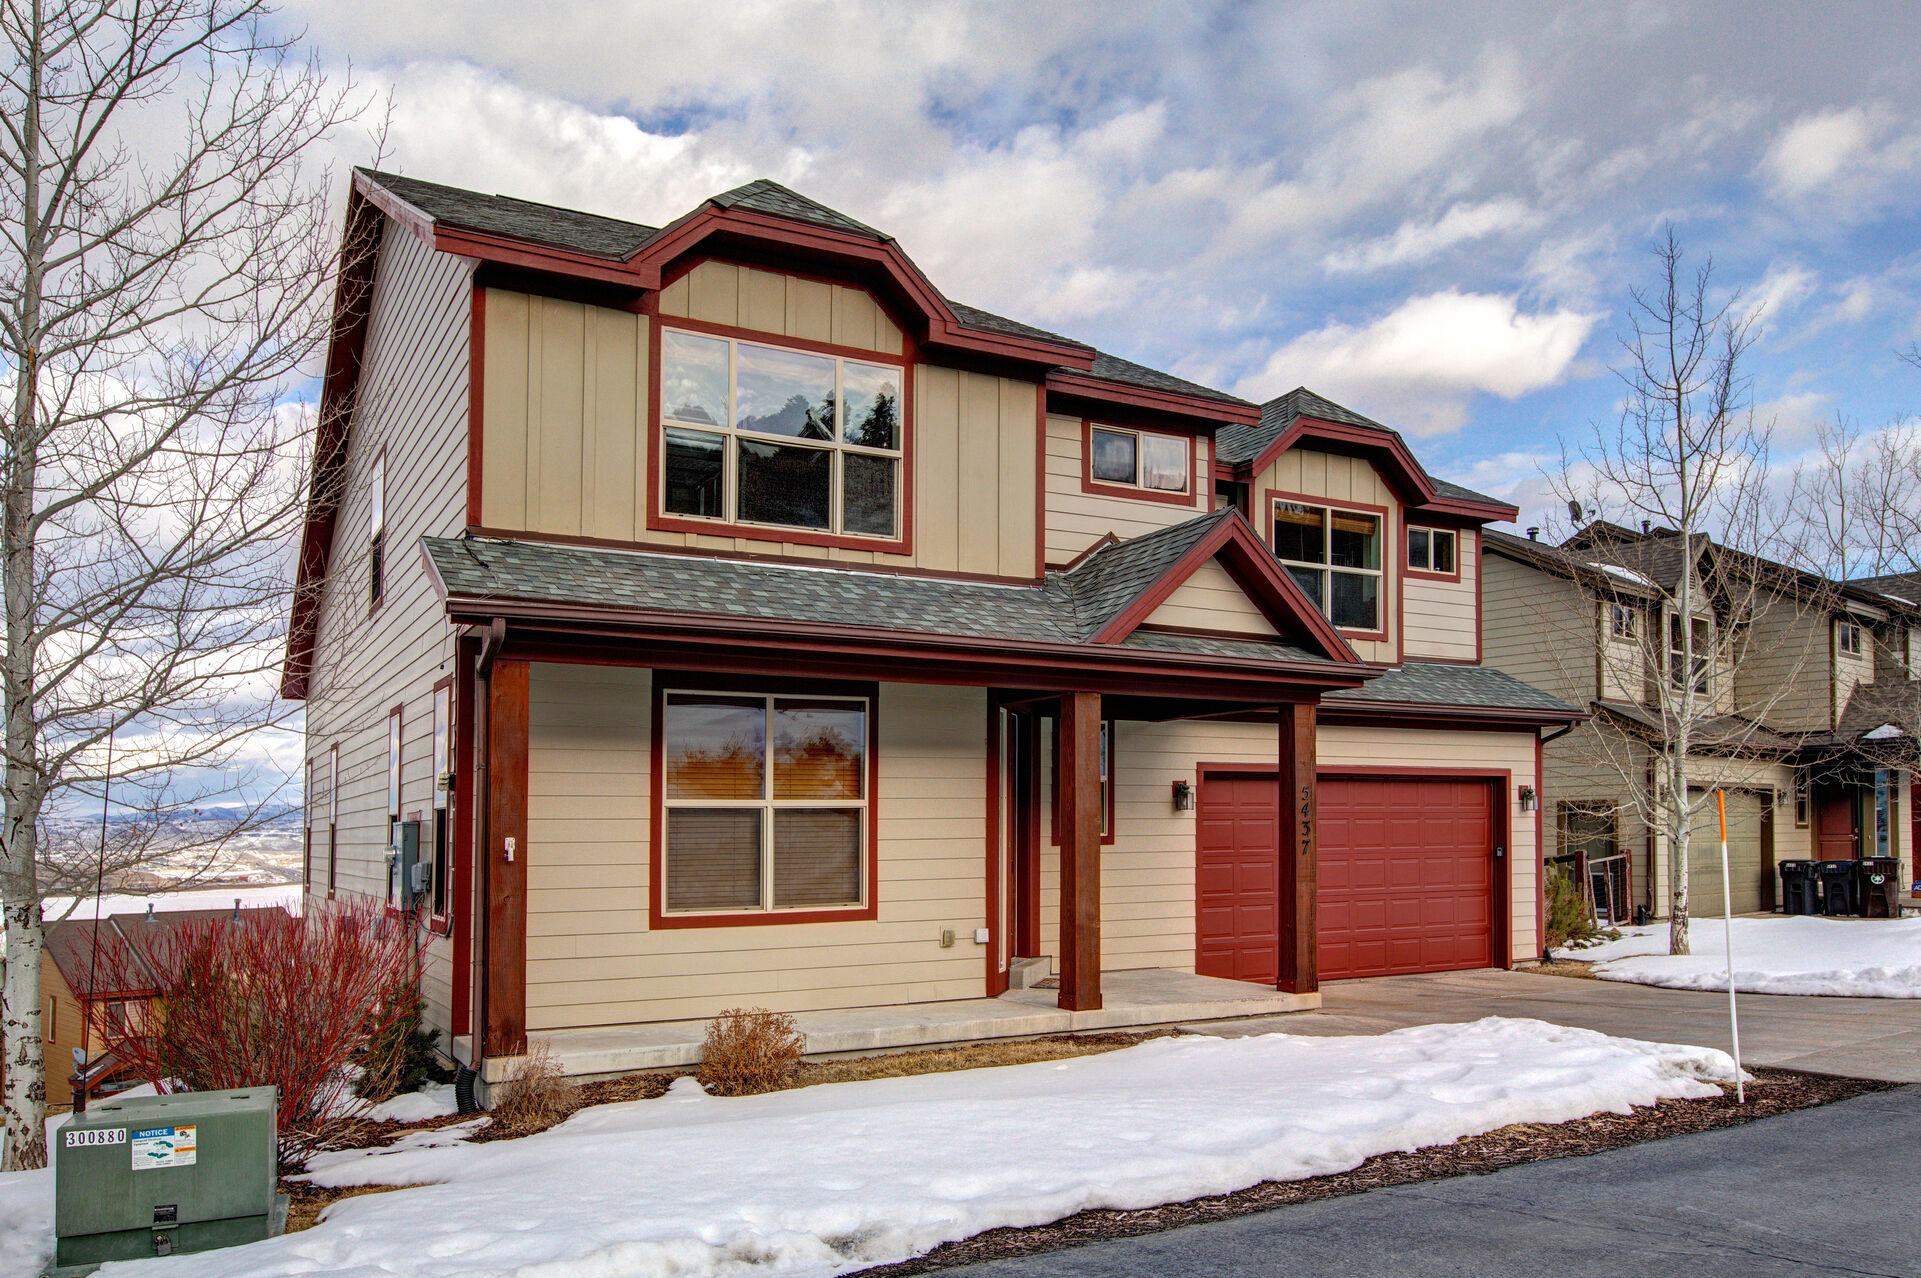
[1851,570,1921,608]
[1326,662,1582,716]
[1081,352,1252,408]
[1593,700,1799,752]
[944,301,1092,353]
[421,509,1325,665]
[1213,387,1509,510]
[362,168,659,259]
[708,179,891,241]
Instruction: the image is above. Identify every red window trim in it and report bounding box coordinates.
[1403,523,1462,583]
[1263,488,1392,643]
[644,316,918,556]
[648,672,882,930]
[1048,716,1117,848]
[367,444,388,618]
[427,675,456,936]
[1079,419,1204,508]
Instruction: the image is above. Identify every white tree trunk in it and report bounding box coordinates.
[1,894,47,1170]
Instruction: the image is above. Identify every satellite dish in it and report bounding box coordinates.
[1568,500,1584,524]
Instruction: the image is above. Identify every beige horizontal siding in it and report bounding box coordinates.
[1401,528,1478,661]
[1043,414,1210,566]
[523,668,990,1030]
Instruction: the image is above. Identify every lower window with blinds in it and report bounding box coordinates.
[657,686,875,922]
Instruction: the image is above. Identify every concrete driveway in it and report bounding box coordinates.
[1187,968,1921,1082]
[948,1084,1921,1277]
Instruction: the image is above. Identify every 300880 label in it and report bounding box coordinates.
[64,1128,126,1147]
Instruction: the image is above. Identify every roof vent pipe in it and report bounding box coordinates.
[1641,519,1650,534]
[144,903,154,923]
[1527,527,1540,540]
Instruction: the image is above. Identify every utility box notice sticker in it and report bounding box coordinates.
[131,1125,196,1171]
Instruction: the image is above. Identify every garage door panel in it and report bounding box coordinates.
[1318,776,1498,980]
[1687,789,1767,916]
[1196,773,1282,984]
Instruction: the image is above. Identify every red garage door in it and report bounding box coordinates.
[1318,776,1498,980]
[1195,771,1281,983]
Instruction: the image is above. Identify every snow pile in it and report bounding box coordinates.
[0,1017,1741,1278]
[1578,916,1921,998]
[356,1082,462,1124]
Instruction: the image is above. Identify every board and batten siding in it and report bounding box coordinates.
[1037,719,1544,973]
[303,221,474,1034]
[524,666,990,1030]
[659,260,905,356]
[1400,528,1478,661]
[1043,414,1212,567]
[1143,558,1279,636]
[480,282,1039,578]
[1248,448,1398,663]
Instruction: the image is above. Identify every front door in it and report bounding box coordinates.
[1196,771,1280,984]
[1814,785,1859,860]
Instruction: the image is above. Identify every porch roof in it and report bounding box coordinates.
[1327,662,1583,717]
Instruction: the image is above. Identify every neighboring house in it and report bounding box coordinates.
[31,905,280,1108]
[1483,524,1918,923]
[282,169,1581,1086]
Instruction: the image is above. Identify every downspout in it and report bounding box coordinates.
[462,618,506,1114]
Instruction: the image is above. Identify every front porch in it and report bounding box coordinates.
[492,968,1319,1083]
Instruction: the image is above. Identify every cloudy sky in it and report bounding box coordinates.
[281,0,1921,525]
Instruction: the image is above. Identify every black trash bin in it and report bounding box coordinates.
[1857,857,1901,918]
[1817,860,1859,916]
[1777,860,1818,915]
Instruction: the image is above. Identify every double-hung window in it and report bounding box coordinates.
[1273,501,1382,630]
[1837,621,1864,657]
[386,709,402,905]
[1405,526,1456,574]
[368,453,385,609]
[1610,603,1637,640]
[1089,424,1189,495]
[430,682,452,921]
[1668,613,1711,694]
[662,691,869,916]
[660,330,903,540]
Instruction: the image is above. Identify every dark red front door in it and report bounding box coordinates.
[1196,771,1280,983]
[1318,776,1496,980]
[1814,786,1859,860]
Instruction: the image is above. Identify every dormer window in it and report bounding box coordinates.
[1837,621,1864,657]
[1273,500,1382,631]
[660,328,903,541]
[1668,613,1711,695]
[1087,424,1191,497]
[1405,526,1456,575]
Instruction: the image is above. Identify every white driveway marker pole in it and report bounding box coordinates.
[1717,788,1744,1104]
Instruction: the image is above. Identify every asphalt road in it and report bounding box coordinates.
[948,1084,1921,1278]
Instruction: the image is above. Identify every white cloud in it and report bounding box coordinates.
[1323,199,1539,273]
[1760,105,1921,209]
[1235,291,1600,436]
[1748,262,1817,329]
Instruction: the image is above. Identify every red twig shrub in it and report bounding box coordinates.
[93,899,421,1165]
[698,1008,805,1095]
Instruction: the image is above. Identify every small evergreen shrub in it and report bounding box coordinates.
[1545,860,1619,950]
[698,1008,805,1095]
[354,984,452,1102]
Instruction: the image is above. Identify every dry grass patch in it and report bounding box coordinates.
[474,1041,581,1140]
[282,1181,409,1234]
[700,1008,806,1095]
[1533,957,1605,980]
[795,1029,1181,1087]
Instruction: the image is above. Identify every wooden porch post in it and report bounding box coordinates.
[483,658,530,1058]
[1057,691,1103,1011]
[1278,702,1319,995]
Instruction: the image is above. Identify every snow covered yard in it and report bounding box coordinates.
[0,1017,1738,1278]
[1569,916,1921,997]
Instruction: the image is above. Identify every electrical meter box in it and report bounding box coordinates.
[53,1087,284,1271]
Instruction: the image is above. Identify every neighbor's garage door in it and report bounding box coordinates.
[1687,788,1766,916]
[1318,776,1497,980]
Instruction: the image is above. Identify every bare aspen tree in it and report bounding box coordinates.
[1785,413,1921,581]
[0,0,361,1169]
[1547,228,1781,958]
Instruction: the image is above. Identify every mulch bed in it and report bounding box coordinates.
[850,1068,1893,1276]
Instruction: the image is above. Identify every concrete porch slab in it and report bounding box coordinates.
[509,969,1319,1084]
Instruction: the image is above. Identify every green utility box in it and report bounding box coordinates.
[53,1087,285,1272]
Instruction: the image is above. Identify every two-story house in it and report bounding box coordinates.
[1483,524,1917,924]
[284,169,1580,1089]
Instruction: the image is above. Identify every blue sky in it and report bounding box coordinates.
[282,1,1921,527]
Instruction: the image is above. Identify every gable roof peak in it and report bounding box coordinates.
[706,178,892,242]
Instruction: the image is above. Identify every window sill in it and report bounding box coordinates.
[648,509,912,556]
[648,903,878,930]
[1079,476,1199,507]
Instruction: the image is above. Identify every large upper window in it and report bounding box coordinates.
[1273,501,1382,631]
[1088,424,1189,495]
[662,691,869,916]
[660,329,903,540]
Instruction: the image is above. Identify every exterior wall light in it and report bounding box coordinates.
[1172,780,1195,812]
[1518,785,1537,812]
